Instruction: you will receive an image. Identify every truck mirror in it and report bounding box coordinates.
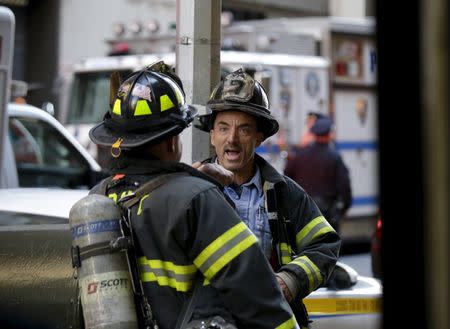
[42,102,55,116]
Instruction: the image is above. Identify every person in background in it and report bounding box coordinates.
[298,112,325,148]
[195,68,341,328]
[88,66,298,329]
[284,116,352,234]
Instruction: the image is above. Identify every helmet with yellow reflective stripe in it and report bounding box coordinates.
[89,65,197,155]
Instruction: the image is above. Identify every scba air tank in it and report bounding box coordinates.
[69,194,138,329]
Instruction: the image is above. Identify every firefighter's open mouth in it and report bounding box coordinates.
[225,149,240,160]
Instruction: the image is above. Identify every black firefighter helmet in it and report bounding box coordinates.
[195,68,279,140]
[89,64,197,157]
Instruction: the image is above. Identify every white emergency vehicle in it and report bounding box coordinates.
[219,17,379,242]
[58,51,329,171]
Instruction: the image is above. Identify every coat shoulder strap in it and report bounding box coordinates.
[90,177,113,196]
[119,172,187,209]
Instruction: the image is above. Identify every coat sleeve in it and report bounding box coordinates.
[278,177,341,300]
[187,186,299,329]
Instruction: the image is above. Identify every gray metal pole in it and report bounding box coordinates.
[0,7,15,187]
[176,0,221,164]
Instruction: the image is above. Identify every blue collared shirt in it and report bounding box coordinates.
[223,166,273,258]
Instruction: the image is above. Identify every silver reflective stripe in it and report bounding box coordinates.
[139,263,196,284]
[296,216,334,248]
[197,228,254,274]
[291,256,323,292]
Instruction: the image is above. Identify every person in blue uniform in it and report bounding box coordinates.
[284,116,352,233]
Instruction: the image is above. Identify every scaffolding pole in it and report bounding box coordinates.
[176,0,222,164]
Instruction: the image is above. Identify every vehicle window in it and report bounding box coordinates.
[8,116,91,188]
[68,70,132,124]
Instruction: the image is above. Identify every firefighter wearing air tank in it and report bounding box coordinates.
[76,65,299,329]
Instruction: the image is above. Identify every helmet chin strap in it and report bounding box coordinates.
[111,138,123,158]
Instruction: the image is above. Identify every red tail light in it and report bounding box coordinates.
[376,217,382,241]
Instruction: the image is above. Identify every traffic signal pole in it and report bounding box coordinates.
[176,0,221,164]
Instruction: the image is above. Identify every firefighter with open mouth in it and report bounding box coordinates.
[195,68,341,328]
[86,65,299,329]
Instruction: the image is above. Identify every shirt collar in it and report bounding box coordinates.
[215,156,263,196]
[244,165,263,195]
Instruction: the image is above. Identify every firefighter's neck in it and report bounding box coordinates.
[315,134,332,143]
[147,136,180,162]
[232,161,256,186]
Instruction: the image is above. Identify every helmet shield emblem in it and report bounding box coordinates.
[131,83,153,102]
[89,67,198,150]
[221,68,255,102]
[196,68,279,140]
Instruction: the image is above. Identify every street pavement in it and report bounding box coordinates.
[339,252,373,277]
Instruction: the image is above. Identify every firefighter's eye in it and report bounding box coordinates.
[238,126,253,136]
[239,127,249,134]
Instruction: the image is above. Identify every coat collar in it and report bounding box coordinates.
[109,154,224,189]
[254,153,287,186]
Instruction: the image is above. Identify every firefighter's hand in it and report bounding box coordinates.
[276,276,294,303]
[192,162,234,186]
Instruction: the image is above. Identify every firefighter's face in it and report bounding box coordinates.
[210,111,263,182]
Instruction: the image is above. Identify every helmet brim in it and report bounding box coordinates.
[195,101,279,140]
[90,105,197,148]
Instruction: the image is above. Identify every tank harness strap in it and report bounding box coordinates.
[175,274,203,329]
[97,176,113,195]
[119,172,187,208]
[115,172,188,329]
[72,235,133,267]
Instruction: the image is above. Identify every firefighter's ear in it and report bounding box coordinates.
[164,135,176,153]
[109,71,122,109]
[255,131,264,147]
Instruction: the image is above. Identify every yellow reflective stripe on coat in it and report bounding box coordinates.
[108,190,133,204]
[137,194,149,215]
[194,222,258,280]
[280,242,293,265]
[138,257,197,292]
[134,99,152,115]
[296,215,335,248]
[275,316,298,329]
[291,255,323,293]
